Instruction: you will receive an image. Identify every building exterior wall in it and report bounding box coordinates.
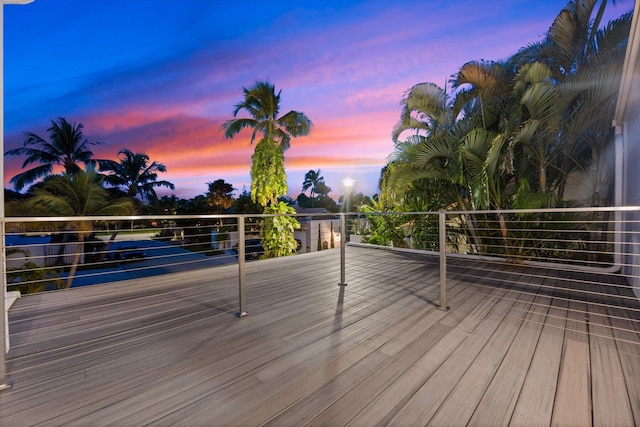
[307,219,342,252]
[616,4,640,299]
[224,218,341,255]
[620,105,640,298]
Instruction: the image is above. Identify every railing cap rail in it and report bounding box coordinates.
[3,205,640,223]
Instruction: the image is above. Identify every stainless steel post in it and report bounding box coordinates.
[339,214,347,286]
[0,220,8,390]
[237,216,248,317]
[438,213,448,311]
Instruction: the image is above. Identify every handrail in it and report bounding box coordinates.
[3,204,640,223]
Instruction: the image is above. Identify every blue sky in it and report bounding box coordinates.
[3,0,634,200]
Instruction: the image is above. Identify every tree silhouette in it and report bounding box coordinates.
[6,117,103,190]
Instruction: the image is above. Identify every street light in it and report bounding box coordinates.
[1,0,36,392]
[339,177,355,287]
[342,178,354,213]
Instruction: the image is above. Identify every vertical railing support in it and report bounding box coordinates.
[236,216,248,317]
[0,220,9,391]
[339,213,347,286]
[438,212,449,311]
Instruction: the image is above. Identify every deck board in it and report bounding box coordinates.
[551,269,593,427]
[510,271,567,426]
[608,280,640,426]
[425,288,537,425]
[1,245,639,426]
[360,273,528,426]
[588,275,636,427]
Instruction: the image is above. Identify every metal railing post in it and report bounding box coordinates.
[339,213,347,286]
[236,216,248,317]
[1,220,8,391]
[438,212,449,311]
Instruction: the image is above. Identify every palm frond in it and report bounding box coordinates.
[277,110,312,137]
[9,165,55,191]
[222,118,258,139]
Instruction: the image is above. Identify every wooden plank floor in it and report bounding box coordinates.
[1,245,639,426]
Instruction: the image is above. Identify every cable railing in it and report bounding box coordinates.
[347,206,640,349]
[2,206,640,389]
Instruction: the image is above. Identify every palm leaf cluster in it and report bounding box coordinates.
[385,0,630,211]
[378,0,631,254]
[300,169,334,208]
[99,148,175,202]
[223,81,312,151]
[6,118,103,191]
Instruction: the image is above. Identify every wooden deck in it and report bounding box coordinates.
[1,245,639,426]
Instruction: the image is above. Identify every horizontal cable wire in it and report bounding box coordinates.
[4,208,640,367]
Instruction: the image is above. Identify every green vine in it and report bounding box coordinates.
[261,201,300,258]
[250,138,287,206]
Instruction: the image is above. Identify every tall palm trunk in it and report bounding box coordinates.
[64,237,85,289]
[539,164,547,193]
[96,221,123,262]
[55,233,71,265]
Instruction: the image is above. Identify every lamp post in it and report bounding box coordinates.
[338,178,354,287]
[1,0,36,392]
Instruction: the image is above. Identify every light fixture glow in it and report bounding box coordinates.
[342,178,354,189]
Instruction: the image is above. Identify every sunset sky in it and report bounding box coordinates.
[4,0,634,200]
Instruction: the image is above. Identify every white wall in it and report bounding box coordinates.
[223,219,341,255]
[620,109,640,299]
[616,5,640,299]
[307,219,342,252]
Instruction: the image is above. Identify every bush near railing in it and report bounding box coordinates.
[355,208,617,268]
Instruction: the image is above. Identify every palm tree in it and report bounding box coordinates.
[512,1,631,203]
[99,148,174,202]
[224,81,311,258]
[508,61,561,194]
[206,179,235,214]
[6,117,103,190]
[386,75,515,249]
[98,148,174,252]
[302,169,324,207]
[10,169,134,288]
[151,195,180,215]
[187,195,210,214]
[232,190,264,215]
[376,0,629,259]
[313,181,332,199]
[222,80,312,151]
[387,81,471,208]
